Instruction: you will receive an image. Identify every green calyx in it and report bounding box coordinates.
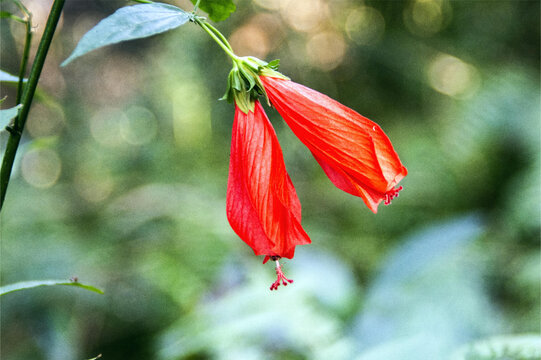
[222,56,288,114]
[193,16,288,114]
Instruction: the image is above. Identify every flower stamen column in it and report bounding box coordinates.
[270,258,293,291]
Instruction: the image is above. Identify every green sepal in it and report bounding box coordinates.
[259,66,289,80]
[231,71,242,91]
[221,56,288,113]
[233,91,255,114]
[238,66,256,91]
[267,59,280,70]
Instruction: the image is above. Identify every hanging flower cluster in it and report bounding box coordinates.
[56,2,405,292]
[222,57,408,290]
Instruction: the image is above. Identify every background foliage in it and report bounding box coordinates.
[1,0,539,359]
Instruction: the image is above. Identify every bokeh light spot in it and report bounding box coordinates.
[281,0,329,33]
[428,54,480,98]
[345,7,385,45]
[229,23,270,58]
[26,104,65,139]
[404,0,448,36]
[120,106,158,146]
[89,108,125,147]
[229,13,284,58]
[22,148,62,189]
[306,31,347,71]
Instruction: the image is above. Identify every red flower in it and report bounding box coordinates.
[260,75,407,213]
[227,101,311,289]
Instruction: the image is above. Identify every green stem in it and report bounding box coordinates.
[195,18,239,62]
[0,0,65,211]
[204,21,234,52]
[16,12,32,104]
[193,0,201,12]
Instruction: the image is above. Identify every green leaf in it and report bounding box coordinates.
[0,279,104,296]
[61,3,191,66]
[191,0,236,22]
[0,69,26,83]
[0,104,22,128]
[450,334,541,360]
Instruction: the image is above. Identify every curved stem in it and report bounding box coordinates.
[195,18,239,62]
[0,0,66,211]
[204,22,234,52]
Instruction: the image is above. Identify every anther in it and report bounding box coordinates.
[269,259,293,291]
[384,186,403,205]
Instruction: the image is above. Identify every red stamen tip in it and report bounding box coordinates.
[269,260,293,291]
[384,186,403,205]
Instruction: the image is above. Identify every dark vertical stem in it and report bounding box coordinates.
[0,0,66,211]
[16,15,32,104]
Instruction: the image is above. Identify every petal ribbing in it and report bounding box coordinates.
[226,101,311,259]
[261,76,407,213]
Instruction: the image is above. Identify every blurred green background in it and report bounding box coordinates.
[1,0,539,359]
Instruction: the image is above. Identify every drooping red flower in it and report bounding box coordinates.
[226,100,311,289]
[260,75,407,213]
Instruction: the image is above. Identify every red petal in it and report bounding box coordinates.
[312,151,383,213]
[261,76,407,212]
[226,101,311,259]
